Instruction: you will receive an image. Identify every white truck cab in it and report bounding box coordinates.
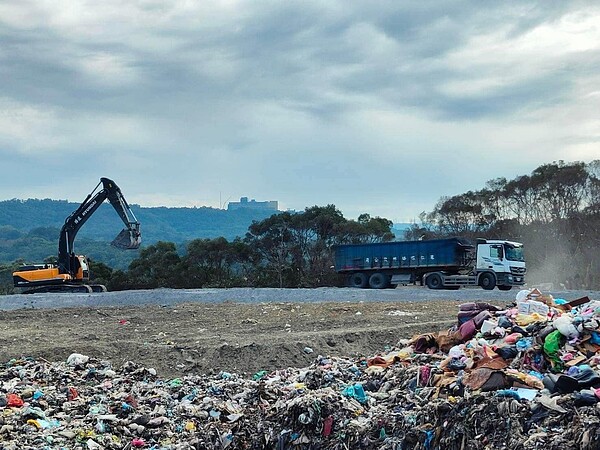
[475,239,526,289]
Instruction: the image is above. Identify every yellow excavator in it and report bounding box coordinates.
[12,177,141,294]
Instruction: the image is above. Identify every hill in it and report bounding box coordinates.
[0,199,277,243]
[0,199,278,269]
[0,199,409,271]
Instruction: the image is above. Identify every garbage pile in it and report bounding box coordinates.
[1,288,600,449]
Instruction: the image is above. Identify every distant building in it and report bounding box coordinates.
[227,197,278,212]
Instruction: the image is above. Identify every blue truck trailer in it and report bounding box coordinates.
[334,237,526,290]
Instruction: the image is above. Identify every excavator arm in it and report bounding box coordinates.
[58,177,141,274]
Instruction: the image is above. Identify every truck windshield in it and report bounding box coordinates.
[504,246,524,262]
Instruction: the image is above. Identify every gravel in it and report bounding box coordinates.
[2,286,598,311]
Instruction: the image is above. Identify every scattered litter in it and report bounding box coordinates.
[386,310,411,316]
[0,288,598,449]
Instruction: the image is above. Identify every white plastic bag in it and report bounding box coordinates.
[67,353,89,367]
[553,315,578,340]
[515,289,530,302]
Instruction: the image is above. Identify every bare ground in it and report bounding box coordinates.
[0,298,509,378]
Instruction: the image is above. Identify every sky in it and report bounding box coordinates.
[1,1,599,224]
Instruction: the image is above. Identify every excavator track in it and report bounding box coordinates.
[90,284,108,293]
[21,284,94,295]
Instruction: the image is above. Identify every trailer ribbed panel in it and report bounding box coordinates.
[334,238,474,273]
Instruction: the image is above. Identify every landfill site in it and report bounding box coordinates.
[1,287,600,449]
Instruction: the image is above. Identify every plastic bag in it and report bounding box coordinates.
[515,289,530,302]
[553,315,579,340]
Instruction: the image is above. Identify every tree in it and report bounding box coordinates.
[403,212,437,241]
[245,212,297,287]
[0,262,18,294]
[183,237,252,287]
[429,191,492,237]
[28,227,60,241]
[127,241,181,289]
[89,259,114,285]
[244,206,395,287]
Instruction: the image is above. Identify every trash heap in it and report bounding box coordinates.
[1,289,600,449]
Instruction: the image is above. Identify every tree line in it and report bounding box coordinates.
[1,160,598,293]
[0,206,394,292]
[405,160,600,289]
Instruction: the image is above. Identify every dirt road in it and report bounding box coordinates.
[0,287,595,377]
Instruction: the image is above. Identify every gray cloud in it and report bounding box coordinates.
[0,0,599,222]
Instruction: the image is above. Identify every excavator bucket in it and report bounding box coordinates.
[111,228,141,250]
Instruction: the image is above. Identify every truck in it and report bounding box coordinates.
[334,237,526,290]
[12,177,141,294]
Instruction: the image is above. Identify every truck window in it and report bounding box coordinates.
[505,246,524,262]
[490,245,503,259]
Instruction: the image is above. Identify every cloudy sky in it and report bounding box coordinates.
[1,1,598,223]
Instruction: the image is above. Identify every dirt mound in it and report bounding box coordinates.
[0,300,465,377]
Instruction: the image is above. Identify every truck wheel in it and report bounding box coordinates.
[348,273,368,288]
[426,273,443,289]
[498,285,512,291]
[479,273,496,290]
[369,272,389,289]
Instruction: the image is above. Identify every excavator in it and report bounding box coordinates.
[12,177,141,294]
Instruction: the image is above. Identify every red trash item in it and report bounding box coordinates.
[7,394,23,407]
[504,333,523,344]
[323,416,333,437]
[125,394,139,408]
[67,387,78,401]
[132,438,145,447]
[367,356,387,367]
[459,319,477,341]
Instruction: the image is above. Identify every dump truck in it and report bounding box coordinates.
[334,237,526,290]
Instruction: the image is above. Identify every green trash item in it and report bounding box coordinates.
[543,330,564,372]
[252,370,268,381]
[168,378,183,388]
[341,383,367,404]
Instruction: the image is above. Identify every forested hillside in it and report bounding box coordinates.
[0,198,411,271]
[0,202,277,269]
[1,160,598,294]
[0,201,275,243]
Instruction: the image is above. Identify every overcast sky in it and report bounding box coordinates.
[1,1,598,223]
